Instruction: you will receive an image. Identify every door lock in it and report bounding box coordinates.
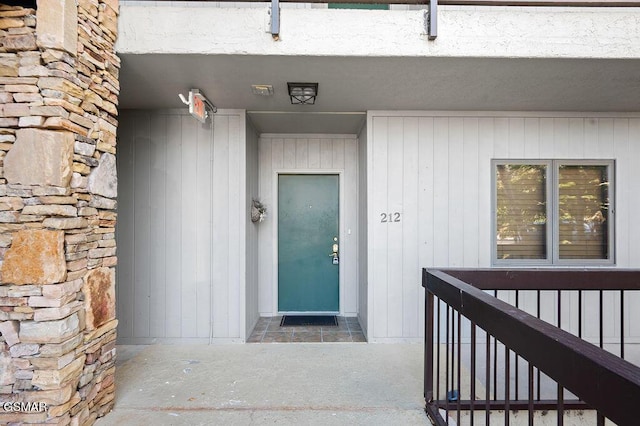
[330,236,339,264]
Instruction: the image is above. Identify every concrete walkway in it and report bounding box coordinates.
[95,343,428,425]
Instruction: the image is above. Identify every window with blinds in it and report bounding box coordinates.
[493,160,613,265]
[496,164,547,260]
[558,165,609,260]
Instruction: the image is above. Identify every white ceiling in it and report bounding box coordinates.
[118,53,640,134]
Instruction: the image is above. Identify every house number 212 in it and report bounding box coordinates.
[380,212,401,223]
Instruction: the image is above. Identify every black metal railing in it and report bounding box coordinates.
[423,269,640,426]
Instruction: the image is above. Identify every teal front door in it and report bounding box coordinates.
[278,174,339,312]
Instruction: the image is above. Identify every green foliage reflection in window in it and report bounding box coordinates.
[558,165,609,260]
[496,164,547,260]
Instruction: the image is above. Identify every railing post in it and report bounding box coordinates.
[424,269,451,426]
[424,268,436,401]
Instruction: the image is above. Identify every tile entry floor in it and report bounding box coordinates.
[247,316,367,343]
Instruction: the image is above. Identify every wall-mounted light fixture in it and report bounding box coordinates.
[287,82,318,105]
[178,89,216,123]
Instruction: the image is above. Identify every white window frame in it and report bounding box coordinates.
[492,159,615,267]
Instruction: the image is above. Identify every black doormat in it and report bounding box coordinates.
[281,315,338,327]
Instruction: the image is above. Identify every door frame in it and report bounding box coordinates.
[272,170,345,315]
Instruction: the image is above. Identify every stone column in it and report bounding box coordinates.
[0,1,119,424]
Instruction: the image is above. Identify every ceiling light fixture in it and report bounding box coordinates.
[288,82,318,105]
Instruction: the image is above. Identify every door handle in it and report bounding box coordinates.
[330,237,339,265]
[329,237,339,263]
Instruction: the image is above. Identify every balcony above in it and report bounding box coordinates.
[116,1,640,132]
[117,2,640,59]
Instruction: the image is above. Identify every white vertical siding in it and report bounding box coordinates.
[195,117,213,338]
[257,134,359,316]
[402,118,419,337]
[132,115,151,338]
[629,120,640,340]
[180,113,198,337]
[614,119,630,268]
[227,116,243,339]
[370,118,388,336]
[462,118,480,267]
[357,124,368,335]
[245,121,260,337]
[386,118,403,337]
[432,118,449,266]
[116,109,246,343]
[211,117,229,339]
[149,114,167,338]
[164,114,182,338]
[116,113,135,339]
[368,112,640,342]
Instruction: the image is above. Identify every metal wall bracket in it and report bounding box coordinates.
[427,0,438,40]
[271,0,280,39]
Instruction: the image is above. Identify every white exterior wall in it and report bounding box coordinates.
[257,134,360,316]
[116,109,247,344]
[118,110,640,344]
[367,111,640,342]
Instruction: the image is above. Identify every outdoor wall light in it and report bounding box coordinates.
[288,82,318,105]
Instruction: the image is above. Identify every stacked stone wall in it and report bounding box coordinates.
[0,1,119,424]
